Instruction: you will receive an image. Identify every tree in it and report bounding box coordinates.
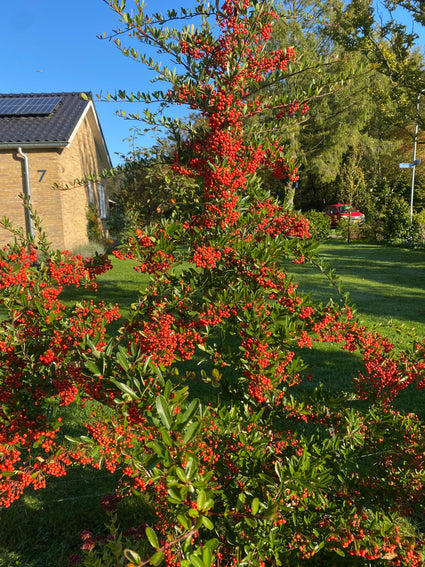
[269,0,425,212]
[2,1,425,565]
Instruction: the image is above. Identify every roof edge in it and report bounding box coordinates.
[67,100,112,169]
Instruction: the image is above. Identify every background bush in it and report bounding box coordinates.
[383,195,411,243]
[303,210,332,241]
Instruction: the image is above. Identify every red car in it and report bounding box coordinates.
[323,204,365,227]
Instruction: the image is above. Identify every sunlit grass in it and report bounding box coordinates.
[290,240,425,344]
[289,240,425,416]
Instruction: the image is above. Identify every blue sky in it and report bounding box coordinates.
[1,0,191,166]
[1,1,424,168]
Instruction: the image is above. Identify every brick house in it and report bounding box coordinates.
[0,92,112,251]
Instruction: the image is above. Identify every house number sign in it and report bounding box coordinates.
[37,169,46,182]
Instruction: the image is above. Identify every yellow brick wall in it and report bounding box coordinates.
[0,150,30,244]
[59,108,111,250]
[0,148,64,247]
[0,105,110,251]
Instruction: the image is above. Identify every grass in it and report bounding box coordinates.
[2,242,425,565]
[60,255,148,336]
[290,240,425,345]
[288,239,425,416]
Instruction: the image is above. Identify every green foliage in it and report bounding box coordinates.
[269,0,425,212]
[413,209,425,244]
[87,203,103,242]
[303,210,332,241]
[335,217,364,242]
[106,202,129,239]
[383,195,411,243]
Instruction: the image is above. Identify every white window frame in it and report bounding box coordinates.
[98,184,107,220]
[87,181,93,204]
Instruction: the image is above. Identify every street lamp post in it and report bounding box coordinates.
[408,89,425,247]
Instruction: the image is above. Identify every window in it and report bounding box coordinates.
[98,185,107,220]
[87,181,93,204]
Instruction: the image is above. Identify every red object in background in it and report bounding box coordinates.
[323,204,365,227]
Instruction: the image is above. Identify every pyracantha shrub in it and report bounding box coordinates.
[2,1,425,566]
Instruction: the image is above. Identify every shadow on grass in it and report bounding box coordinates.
[0,467,119,567]
[0,463,153,567]
[289,241,425,332]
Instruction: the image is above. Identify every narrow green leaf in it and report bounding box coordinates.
[110,378,138,399]
[185,457,198,481]
[181,398,200,424]
[161,429,173,447]
[156,395,172,429]
[183,421,199,444]
[149,551,164,566]
[197,489,206,511]
[189,556,204,567]
[116,349,131,371]
[145,526,160,549]
[202,516,214,530]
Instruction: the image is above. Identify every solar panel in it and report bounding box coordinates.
[0,96,62,116]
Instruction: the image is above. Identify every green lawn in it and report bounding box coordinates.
[63,242,425,349]
[2,243,425,566]
[289,240,425,416]
[60,255,147,336]
[289,240,425,346]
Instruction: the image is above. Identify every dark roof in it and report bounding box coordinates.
[0,92,92,146]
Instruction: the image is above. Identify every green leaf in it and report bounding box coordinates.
[110,379,138,399]
[251,497,260,515]
[161,429,174,447]
[185,457,198,481]
[244,517,257,528]
[203,547,213,567]
[181,398,200,424]
[197,489,206,511]
[211,368,221,381]
[156,395,172,430]
[203,538,220,551]
[168,486,183,503]
[202,516,214,530]
[236,492,246,511]
[149,551,164,565]
[189,556,204,567]
[116,349,131,371]
[145,526,160,549]
[124,549,142,564]
[85,360,101,376]
[177,513,191,530]
[183,421,199,444]
[176,467,187,483]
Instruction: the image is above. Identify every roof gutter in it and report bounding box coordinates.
[17,147,34,240]
[0,141,69,150]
